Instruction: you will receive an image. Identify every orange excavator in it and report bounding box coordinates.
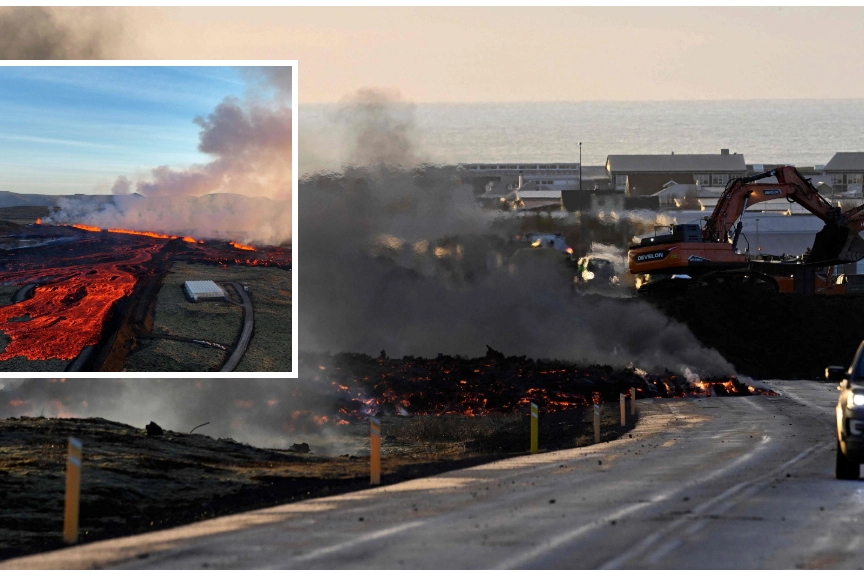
[629,165,864,293]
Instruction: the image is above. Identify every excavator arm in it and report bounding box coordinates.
[629,165,864,281]
[704,166,864,263]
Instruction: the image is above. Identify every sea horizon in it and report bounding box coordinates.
[301,99,864,171]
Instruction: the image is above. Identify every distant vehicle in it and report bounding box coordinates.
[827,347,864,479]
[575,255,619,285]
[522,233,573,258]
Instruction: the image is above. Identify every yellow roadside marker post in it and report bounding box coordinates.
[593,402,601,444]
[530,402,539,454]
[620,393,626,426]
[370,417,381,485]
[63,437,82,544]
[631,387,637,416]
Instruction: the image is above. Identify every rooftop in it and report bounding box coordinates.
[824,152,864,172]
[607,153,746,173]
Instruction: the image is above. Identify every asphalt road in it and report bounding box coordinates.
[219,282,254,372]
[6,380,862,570]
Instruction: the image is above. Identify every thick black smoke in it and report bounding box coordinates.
[299,91,733,377]
[0,7,118,59]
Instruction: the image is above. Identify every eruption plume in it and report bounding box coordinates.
[47,66,292,246]
[0,7,119,59]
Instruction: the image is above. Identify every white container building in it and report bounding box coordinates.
[183,280,225,302]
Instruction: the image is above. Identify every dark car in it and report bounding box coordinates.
[827,346,864,479]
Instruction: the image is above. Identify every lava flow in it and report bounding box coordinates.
[299,348,776,424]
[0,223,291,364]
[0,243,156,361]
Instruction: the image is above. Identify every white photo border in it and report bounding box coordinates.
[0,59,299,379]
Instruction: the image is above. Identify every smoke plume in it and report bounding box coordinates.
[0,379,343,451]
[0,7,118,59]
[48,66,292,246]
[299,90,733,377]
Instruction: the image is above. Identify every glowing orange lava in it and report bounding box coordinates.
[230,241,255,251]
[1,224,290,363]
[107,228,177,240]
[0,248,155,361]
[72,224,101,232]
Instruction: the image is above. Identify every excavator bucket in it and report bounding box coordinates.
[807,223,864,264]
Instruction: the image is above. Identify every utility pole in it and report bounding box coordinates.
[579,142,583,194]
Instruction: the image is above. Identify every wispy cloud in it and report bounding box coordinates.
[0,134,118,149]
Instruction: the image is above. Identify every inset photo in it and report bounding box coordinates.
[0,61,296,376]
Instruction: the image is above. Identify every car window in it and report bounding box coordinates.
[853,351,864,380]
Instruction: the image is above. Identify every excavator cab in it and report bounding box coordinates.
[636,224,702,248]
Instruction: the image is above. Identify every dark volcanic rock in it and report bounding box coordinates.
[145,421,163,436]
[646,285,864,379]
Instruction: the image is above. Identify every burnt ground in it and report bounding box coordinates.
[0,410,633,561]
[646,285,864,380]
[303,349,763,426]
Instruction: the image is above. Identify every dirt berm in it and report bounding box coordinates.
[647,285,864,379]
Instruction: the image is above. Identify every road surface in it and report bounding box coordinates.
[5,380,862,570]
[219,282,254,372]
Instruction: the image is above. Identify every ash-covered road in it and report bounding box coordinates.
[5,380,861,570]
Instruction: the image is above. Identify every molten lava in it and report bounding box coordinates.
[71,224,101,232]
[107,228,176,240]
[0,245,155,361]
[230,241,255,251]
[1,224,290,364]
[299,349,776,423]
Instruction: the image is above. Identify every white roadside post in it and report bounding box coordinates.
[63,437,82,544]
[593,403,601,444]
[620,393,626,426]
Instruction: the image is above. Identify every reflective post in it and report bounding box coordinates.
[64,437,82,544]
[593,403,601,444]
[530,402,539,454]
[370,417,381,485]
[620,393,626,426]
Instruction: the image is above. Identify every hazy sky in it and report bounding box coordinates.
[109,6,864,103]
[0,66,245,195]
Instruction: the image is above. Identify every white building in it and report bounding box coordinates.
[183,280,225,302]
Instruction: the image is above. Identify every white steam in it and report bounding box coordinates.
[47,66,292,246]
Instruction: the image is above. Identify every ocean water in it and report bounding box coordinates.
[301,100,864,171]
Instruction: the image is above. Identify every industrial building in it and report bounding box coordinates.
[183,280,224,302]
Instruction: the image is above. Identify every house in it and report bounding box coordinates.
[606,149,747,196]
[823,152,864,195]
[458,163,582,195]
[512,189,562,212]
[651,181,725,209]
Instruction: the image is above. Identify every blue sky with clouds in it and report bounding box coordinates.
[0,66,246,195]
